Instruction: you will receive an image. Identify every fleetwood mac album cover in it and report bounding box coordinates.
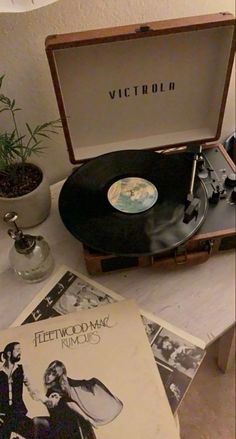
[1,300,180,439]
[12,266,206,416]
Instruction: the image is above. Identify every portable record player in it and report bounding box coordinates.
[46,13,236,274]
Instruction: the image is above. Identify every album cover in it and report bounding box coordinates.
[12,266,206,415]
[0,300,179,439]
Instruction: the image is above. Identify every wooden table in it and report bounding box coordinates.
[0,181,235,372]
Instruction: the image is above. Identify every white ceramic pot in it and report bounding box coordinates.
[0,166,51,228]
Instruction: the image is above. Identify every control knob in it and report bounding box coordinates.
[225,172,236,187]
[230,187,236,203]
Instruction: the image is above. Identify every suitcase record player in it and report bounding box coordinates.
[46,13,236,274]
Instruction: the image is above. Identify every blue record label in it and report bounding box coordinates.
[107,177,158,213]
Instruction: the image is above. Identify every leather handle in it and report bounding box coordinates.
[152,250,211,268]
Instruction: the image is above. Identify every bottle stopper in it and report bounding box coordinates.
[3,212,36,254]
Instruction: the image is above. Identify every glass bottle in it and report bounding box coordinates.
[4,212,54,283]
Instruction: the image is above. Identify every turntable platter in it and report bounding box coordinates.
[59,150,208,256]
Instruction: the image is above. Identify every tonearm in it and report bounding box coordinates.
[183,145,203,224]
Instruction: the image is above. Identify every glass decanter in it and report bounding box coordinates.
[4,212,54,283]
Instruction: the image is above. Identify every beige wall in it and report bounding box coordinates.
[0,0,235,184]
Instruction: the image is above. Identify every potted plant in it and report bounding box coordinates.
[0,75,62,227]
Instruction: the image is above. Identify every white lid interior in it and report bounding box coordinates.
[53,24,234,162]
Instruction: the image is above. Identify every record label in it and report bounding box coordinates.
[107,177,158,213]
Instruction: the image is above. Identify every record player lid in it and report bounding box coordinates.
[46,13,235,163]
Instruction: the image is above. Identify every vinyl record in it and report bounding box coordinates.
[59,150,208,256]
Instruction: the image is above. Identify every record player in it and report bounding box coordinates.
[46,13,236,274]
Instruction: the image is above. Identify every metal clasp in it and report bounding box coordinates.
[174,245,188,265]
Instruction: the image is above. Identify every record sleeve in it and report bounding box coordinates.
[0,300,179,439]
[12,266,206,416]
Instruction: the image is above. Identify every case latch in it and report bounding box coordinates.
[174,245,188,265]
[174,240,214,265]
